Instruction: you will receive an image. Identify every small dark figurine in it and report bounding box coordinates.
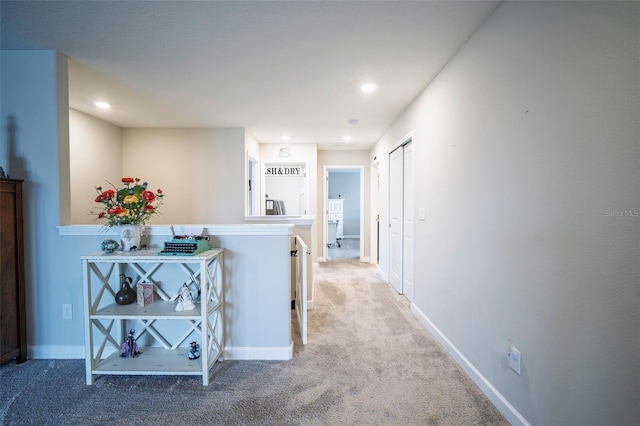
[188,341,200,360]
[121,330,141,358]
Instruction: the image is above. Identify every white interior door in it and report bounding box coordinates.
[402,142,414,302]
[389,147,403,293]
[295,236,308,344]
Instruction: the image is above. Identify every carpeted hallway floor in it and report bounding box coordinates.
[327,237,360,260]
[0,260,507,425]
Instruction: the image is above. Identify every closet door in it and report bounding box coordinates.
[389,147,403,293]
[402,143,414,301]
[388,141,414,299]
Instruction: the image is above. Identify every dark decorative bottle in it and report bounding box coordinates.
[115,274,136,305]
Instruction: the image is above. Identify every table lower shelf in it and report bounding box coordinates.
[92,346,221,376]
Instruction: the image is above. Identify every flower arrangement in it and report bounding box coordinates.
[93,177,164,227]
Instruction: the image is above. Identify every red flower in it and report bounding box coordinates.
[92,177,164,227]
[95,189,115,202]
[141,190,156,203]
[107,206,126,215]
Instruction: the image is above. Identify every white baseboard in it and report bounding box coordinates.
[317,256,368,263]
[224,342,293,360]
[376,266,389,282]
[30,345,85,359]
[410,304,530,426]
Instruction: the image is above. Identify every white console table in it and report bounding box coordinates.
[80,248,224,385]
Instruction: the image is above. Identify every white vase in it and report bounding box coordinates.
[118,224,142,251]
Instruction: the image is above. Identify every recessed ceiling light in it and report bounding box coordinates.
[360,83,376,93]
[94,101,111,109]
[281,135,290,141]
[343,135,352,141]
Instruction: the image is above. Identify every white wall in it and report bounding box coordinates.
[265,164,306,215]
[372,2,639,425]
[69,108,122,224]
[260,143,318,214]
[69,119,246,225]
[122,128,246,224]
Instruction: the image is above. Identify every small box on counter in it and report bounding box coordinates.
[136,282,154,306]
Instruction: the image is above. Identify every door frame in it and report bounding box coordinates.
[371,159,380,265]
[322,165,365,261]
[246,154,259,216]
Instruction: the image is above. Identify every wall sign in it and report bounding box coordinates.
[265,166,304,176]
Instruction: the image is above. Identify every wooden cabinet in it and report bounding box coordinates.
[81,249,224,385]
[0,178,27,364]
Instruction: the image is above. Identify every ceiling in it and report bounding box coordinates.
[1,1,499,150]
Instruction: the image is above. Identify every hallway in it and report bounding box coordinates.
[293,260,508,424]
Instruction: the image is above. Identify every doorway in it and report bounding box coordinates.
[323,166,364,261]
[247,155,259,216]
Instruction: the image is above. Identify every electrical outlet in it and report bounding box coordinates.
[62,304,73,320]
[507,340,521,375]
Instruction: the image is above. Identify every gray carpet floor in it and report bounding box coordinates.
[0,261,507,425]
[328,238,360,260]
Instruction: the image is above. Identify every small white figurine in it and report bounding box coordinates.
[175,295,184,311]
[182,291,196,310]
[173,283,196,311]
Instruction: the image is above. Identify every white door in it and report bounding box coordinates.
[294,236,308,344]
[402,142,414,302]
[389,147,403,293]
